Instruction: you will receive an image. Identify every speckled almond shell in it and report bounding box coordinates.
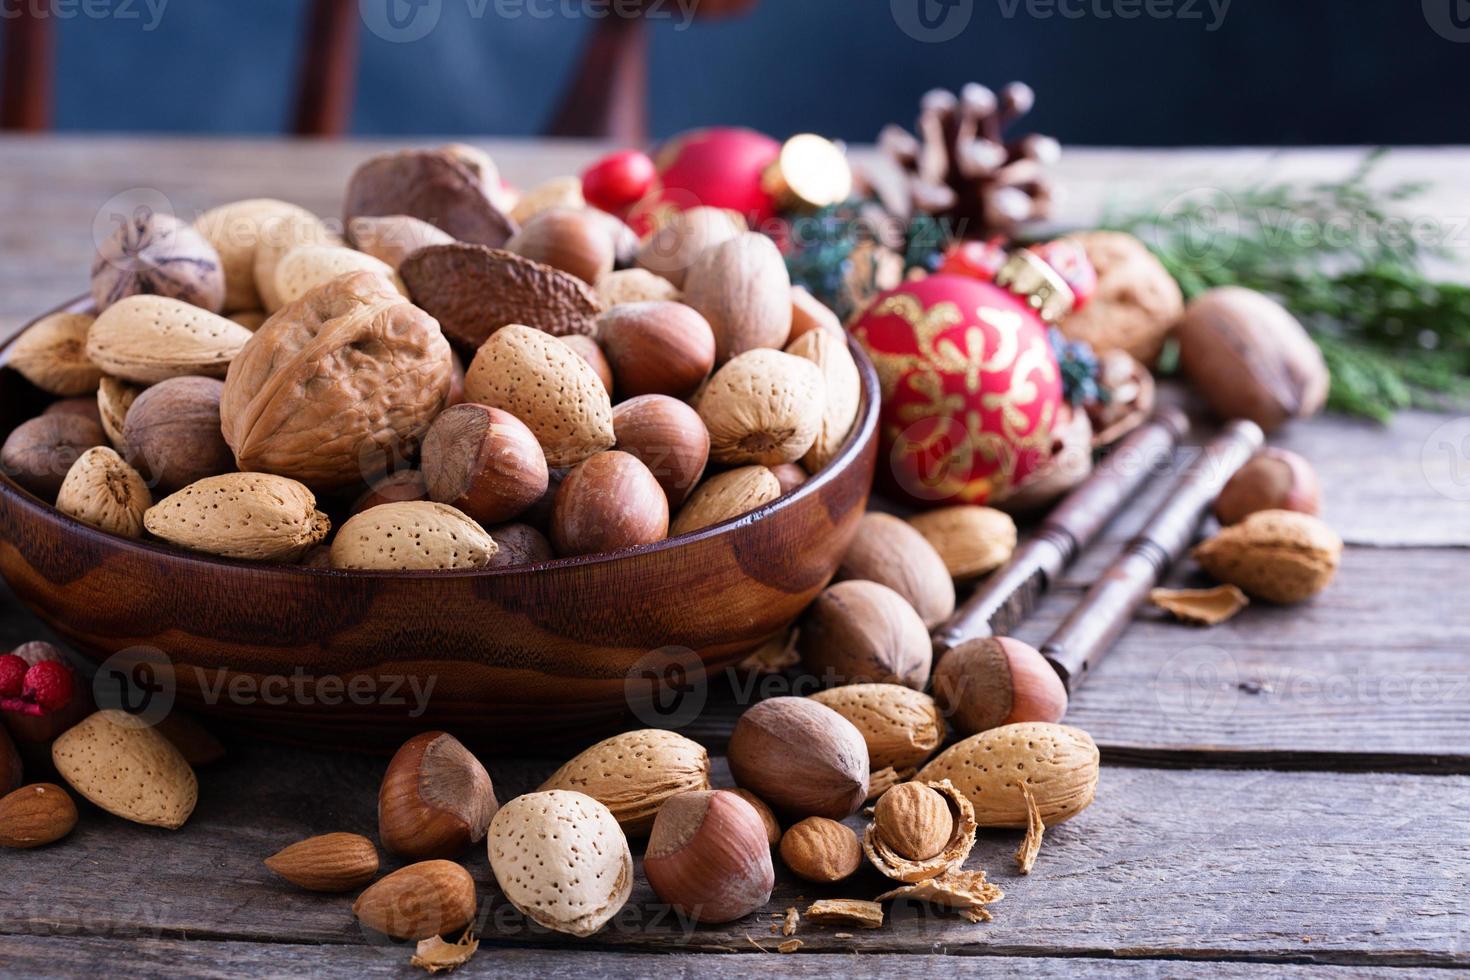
[486,790,633,937]
[51,709,197,829]
[1191,509,1342,604]
[330,500,498,571]
[400,244,601,349]
[251,209,343,313]
[7,311,101,396]
[670,465,780,536]
[907,506,1017,580]
[462,324,615,468]
[917,722,1100,829]
[272,244,405,308]
[809,684,945,773]
[219,271,452,490]
[697,349,825,466]
[862,778,977,883]
[85,296,254,385]
[787,328,860,473]
[537,729,711,836]
[55,446,152,538]
[96,376,140,451]
[143,472,330,562]
[194,198,323,313]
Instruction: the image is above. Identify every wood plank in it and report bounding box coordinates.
[4,936,1465,980]
[1,747,1466,967]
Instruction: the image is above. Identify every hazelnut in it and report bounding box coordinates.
[635,206,743,288]
[612,395,710,508]
[486,522,555,568]
[558,334,614,396]
[122,376,234,495]
[800,580,932,690]
[837,512,955,630]
[779,816,861,883]
[1,414,106,501]
[379,731,499,860]
[727,697,869,819]
[769,463,807,496]
[597,302,716,400]
[932,637,1068,737]
[91,211,225,313]
[724,787,780,846]
[643,789,775,924]
[351,470,429,515]
[507,208,614,285]
[7,312,102,396]
[1215,448,1320,526]
[873,782,952,861]
[551,451,668,556]
[421,404,549,525]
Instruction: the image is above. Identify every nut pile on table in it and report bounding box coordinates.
[0,144,862,568]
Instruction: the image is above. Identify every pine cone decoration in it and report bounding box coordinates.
[879,82,1059,239]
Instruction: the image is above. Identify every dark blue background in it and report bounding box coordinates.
[18,0,1470,143]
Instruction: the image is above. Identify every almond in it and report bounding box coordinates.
[808,683,946,774]
[251,208,343,313]
[0,783,78,848]
[538,729,711,836]
[265,832,379,892]
[97,375,140,451]
[353,859,477,941]
[463,324,615,468]
[917,722,1099,828]
[272,244,404,307]
[682,232,792,361]
[55,446,152,538]
[331,500,498,571]
[670,465,781,535]
[144,472,330,562]
[786,327,859,472]
[836,512,955,629]
[596,268,680,308]
[52,709,198,829]
[6,312,102,396]
[486,790,633,937]
[908,506,1017,580]
[698,349,825,466]
[86,295,254,384]
[194,199,326,312]
[400,244,601,349]
[1192,509,1342,603]
[635,206,744,289]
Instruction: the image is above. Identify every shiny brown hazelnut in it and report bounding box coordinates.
[421,403,548,524]
[506,207,614,284]
[597,302,716,400]
[1215,448,1321,525]
[611,394,710,508]
[379,731,498,860]
[643,789,775,924]
[768,463,807,496]
[351,470,429,515]
[932,637,1068,736]
[551,451,668,556]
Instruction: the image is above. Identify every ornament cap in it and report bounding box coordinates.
[994,248,1076,324]
[763,134,853,212]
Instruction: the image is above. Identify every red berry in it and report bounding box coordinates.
[938,238,1009,281]
[23,660,74,713]
[0,654,25,699]
[581,150,657,214]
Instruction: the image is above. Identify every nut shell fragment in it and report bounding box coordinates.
[1149,584,1249,625]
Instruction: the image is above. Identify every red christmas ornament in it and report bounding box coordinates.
[851,263,1070,507]
[626,127,781,235]
[581,150,657,216]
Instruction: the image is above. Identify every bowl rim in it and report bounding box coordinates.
[0,295,881,579]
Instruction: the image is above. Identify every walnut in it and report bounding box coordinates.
[1058,231,1183,363]
[219,271,453,491]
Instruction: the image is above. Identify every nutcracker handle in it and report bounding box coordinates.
[932,407,1189,653]
[1041,419,1265,692]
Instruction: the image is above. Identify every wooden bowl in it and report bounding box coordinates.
[0,299,879,751]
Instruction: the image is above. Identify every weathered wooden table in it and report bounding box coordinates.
[1,139,1467,977]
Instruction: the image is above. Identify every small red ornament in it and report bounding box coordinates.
[938,238,1009,281]
[22,660,73,713]
[626,127,781,235]
[851,267,1067,507]
[581,150,657,215]
[0,654,25,699]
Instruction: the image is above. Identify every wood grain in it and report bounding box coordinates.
[0,746,1465,967]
